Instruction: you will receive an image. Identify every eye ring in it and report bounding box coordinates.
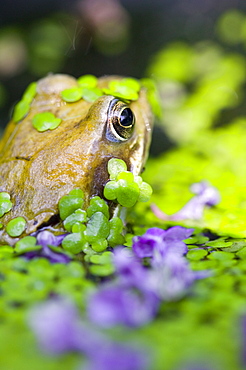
[106,98,135,142]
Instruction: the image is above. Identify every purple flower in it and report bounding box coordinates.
[113,247,149,288]
[26,230,70,263]
[85,342,149,370]
[149,252,197,300]
[131,226,207,301]
[87,282,159,328]
[132,226,193,259]
[36,230,66,247]
[151,181,220,221]
[29,299,149,370]
[28,299,86,354]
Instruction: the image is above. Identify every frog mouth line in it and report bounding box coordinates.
[15,156,32,161]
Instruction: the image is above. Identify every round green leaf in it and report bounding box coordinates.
[62,232,87,254]
[104,181,118,200]
[32,112,62,132]
[108,158,127,180]
[77,74,98,88]
[15,236,41,253]
[84,212,110,243]
[0,192,12,217]
[63,209,87,232]
[6,217,26,237]
[87,196,109,219]
[138,181,153,202]
[22,82,37,104]
[117,179,140,207]
[12,100,30,122]
[61,87,82,102]
[81,87,103,103]
[58,189,84,220]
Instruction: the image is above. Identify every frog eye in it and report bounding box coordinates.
[106,99,135,142]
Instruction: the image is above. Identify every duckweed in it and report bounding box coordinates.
[87,196,109,218]
[77,74,98,88]
[32,112,62,132]
[6,217,26,237]
[84,212,110,244]
[12,81,37,123]
[12,100,30,122]
[59,75,165,109]
[61,87,82,102]
[0,192,12,217]
[56,159,151,255]
[62,230,88,254]
[81,87,103,102]
[104,158,153,207]
[108,158,127,180]
[22,82,37,103]
[15,236,40,253]
[103,78,140,101]
[58,188,84,220]
[63,209,87,232]
[107,217,125,246]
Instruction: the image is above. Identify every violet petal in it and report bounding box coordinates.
[87,282,159,328]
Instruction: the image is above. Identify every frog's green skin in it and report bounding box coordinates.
[0,74,153,244]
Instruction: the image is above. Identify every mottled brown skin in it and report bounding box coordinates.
[0,74,153,244]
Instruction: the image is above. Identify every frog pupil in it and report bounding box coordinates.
[120,108,133,127]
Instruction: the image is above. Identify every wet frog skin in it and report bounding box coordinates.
[0,74,153,244]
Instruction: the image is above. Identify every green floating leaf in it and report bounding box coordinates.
[12,100,30,122]
[117,171,135,182]
[32,112,62,132]
[89,251,114,275]
[15,236,41,254]
[6,217,26,237]
[78,74,98,88]
[104,158,152,207]
[207,251,234,261]
[236,247,246,259]
[72,223,86,233]
[90,239,108,253]
[103,181,118,200]
[63,209,87,232]
[103,78,140,101]
[62,231,88,254]
[87,196,109,219]
[0,192,12,217]
[81,87,103,103]
[107,217,125,246]
[58,188,84,220]
[89,263,115,276]
[61,87,82,102]
[108,158,127,180]
[22,82,37,104]
[138,181,153,202]
[117,179,140,207]
[186,249,208,261]
[90,251,113,265]
[121,78,141,92]
[84,212,110,243]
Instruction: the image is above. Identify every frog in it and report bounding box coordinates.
[0,74,154,245]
